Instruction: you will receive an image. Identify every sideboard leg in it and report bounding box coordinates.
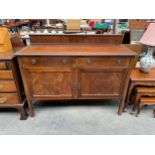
[153,109,155,118]
[124,83,135,111]
[118,99,124,115]
[27,100,35,117]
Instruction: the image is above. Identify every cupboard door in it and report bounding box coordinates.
[79,68,127,98]
[23,67,75,99]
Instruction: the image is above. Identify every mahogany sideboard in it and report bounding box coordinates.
[0,52,26,120]
[15,44,136,117]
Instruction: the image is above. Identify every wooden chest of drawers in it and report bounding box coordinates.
[16,44,136,117]
[0,52,26,120]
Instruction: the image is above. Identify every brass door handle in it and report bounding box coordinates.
[117,59,122,65]
[61,59,68,65]
[0,97,7,104]
[86,59,92,64]
[0,85,4,90]
[31,59,37,65]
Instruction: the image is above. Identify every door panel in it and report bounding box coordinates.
[24,68,75,99]
[79,69,126,98]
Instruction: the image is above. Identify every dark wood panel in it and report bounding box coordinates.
[21,67,75,99]
[79,68,125,98]
[30,34,124,44]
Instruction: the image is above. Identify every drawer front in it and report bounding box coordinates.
[0,62,6,69]
[0,93,20,104]
[0,81,17,92]
[19,57,75,68]
[78,57,130,68]
[0,71,14,80]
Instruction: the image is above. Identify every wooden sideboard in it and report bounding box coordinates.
[15,44,136,117]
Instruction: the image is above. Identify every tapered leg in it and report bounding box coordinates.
[131,104,136,114]
[118,99,124,115]
[123,83,135,112]
[135,102,143,117]
[153,110,155,118]
[131,94,141,114]
[27,100,35,117]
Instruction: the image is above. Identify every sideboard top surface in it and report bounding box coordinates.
[15,44,136,56]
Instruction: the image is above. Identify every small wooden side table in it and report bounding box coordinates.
[137,97,155,117]
[125,68,155,110]
[131,87,155,116]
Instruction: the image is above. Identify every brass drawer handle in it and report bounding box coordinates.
[0,97,7,104]
[31,59,37,65]
[61,59,68,65]
[117,59,122,65]
[86,59,92,64]
[0,85,4,90]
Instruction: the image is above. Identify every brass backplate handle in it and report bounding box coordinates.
[31,59,37,65]
[117,59,122,65]
[61,59,68,65]
[0,97,7,104]
[86,59,92,64]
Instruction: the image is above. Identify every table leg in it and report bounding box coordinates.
[124,82,135,111]
[131,94,141,114]
[27,100,35,117]
[153,109,155,118]
[118,99,125,115]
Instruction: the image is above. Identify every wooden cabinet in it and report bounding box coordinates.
[16,44,136,117]
[0,52,27,120]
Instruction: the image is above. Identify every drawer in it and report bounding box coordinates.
[0,71,14,80]
[0,93,20,104]
[19,57,75,68]
[0,81,17,92]
[0,62,6,69]
[78,57,130,68]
